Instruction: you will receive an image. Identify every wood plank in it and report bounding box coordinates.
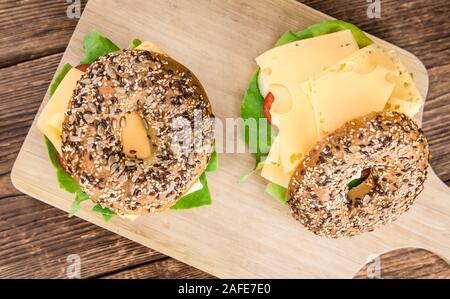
[0,0,87,67]
[0,54,61,177]
[101,258,214,279]
[102,247,450,279]
[10,0,450,278]
[0,195,166,278]
[354,248,450,279]
[422,64,450,183]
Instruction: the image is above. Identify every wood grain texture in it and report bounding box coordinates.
[354,248,450,279]
[0,0,449,278]
[101,258,214,279]
[0,195,165,278]
[0,0,87,67]
[0,54,61,178]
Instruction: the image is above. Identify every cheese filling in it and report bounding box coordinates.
[37,67,85,155]
[122,111,153,160]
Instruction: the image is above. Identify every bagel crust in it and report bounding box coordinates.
[61,50,214,215]
[288,111,429,238]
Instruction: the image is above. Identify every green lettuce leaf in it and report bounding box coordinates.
[46,136,116,219]
[205,149,218,172]
[69,192,89,217]
[275,20,373,48]
[92,204,117,221]
[238,158,266,183]
[348,178,363,190]
[50,63,72,97]
[56,169,82,194]
[128,38,142,49]
[79,29,120,64]
[171,172,212,210]
[265,182,288,204]
[240,69,276,164]
[170,149,218,210]
[45,137,82,194]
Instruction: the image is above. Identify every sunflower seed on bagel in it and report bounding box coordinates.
[288,111,429,238]
[61,49,214,215]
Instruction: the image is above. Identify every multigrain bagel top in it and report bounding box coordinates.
[61,49,214,215]
[288,111,429,238]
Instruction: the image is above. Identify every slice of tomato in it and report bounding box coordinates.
[56,152,68,173]
[263,92,275,125]
[361,168,371,180]
[75,64,90,72]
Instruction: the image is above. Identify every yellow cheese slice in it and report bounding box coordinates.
[351,44,422,105]
[261,84,319,185]
[256,30,359,98]
[390,71,422,104]
[312,43,423,118]
[304,65,396,138]
[261,136,290,187]
[386,97,422,117]
[304,43,423,138]
[275,83,318,175]
[258,31,359,185]
[135,41,165,54]
[122,111,152,159]
[37,67,84,155]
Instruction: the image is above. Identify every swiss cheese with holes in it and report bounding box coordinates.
[258,36,424,188]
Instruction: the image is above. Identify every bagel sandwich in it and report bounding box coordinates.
[240,20,428,237]
[38,30,217,220]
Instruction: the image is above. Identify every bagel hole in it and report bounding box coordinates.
[346,168,372,209]
[121,111,154,160]
[347,168,371,190]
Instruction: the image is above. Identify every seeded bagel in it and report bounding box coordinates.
[288,111,429,238]
[61,49,214,215]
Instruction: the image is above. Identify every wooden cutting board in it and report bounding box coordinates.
[11,0,450,278]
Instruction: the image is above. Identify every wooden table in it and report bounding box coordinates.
[0,0,449,279]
